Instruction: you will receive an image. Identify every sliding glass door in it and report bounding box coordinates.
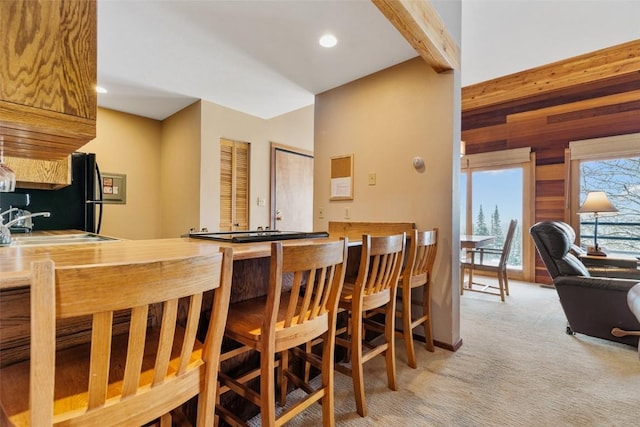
[461,148,534,281]
[462,167,523,272]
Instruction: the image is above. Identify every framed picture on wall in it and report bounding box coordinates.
[330,154,353,200]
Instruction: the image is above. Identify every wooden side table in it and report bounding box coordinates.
[580,253,640,280]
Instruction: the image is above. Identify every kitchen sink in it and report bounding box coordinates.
[10,233,118,246]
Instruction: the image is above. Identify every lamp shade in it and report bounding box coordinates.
[577,191,618,214]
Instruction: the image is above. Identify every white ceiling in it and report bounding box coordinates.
[97,0,640,121]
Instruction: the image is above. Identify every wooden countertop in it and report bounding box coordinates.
[0,234,348,290]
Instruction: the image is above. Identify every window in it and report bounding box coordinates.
[578,157,640,255]
[569,134,640,255]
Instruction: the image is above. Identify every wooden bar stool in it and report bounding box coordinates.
[397,228,438,368]
[334,233,405,417]
[0,248,233,426]
[216,239,348,427]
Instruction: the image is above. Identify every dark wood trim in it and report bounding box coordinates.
[437,337,463,352]
[413,334,462,352]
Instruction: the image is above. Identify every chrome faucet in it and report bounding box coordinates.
[1,211,51,246]
[4,211,51,228]
[0,207,19,218]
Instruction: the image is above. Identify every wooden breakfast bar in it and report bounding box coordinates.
[0,233,347,424]
[0,235,333,367]
[1,222,413,423]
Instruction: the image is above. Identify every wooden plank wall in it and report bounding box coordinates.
[462,40,640,284]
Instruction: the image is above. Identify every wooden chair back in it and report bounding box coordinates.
[499,219,518,268]
[403,228,438,289]
[265,239,348,352]
[328,221,416,241]
[355,233,406,308]
[2,248,233,427]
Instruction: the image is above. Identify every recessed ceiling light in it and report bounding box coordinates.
[96,86,108,94]
[319,34,337,48]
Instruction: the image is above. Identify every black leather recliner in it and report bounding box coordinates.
[529,221,640,346]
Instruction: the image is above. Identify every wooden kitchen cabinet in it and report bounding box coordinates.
[0,0,97,161]
[4,155,71,189]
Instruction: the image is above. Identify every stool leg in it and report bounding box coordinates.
[303,341,312,382]
[384,302,397,391]
[402,286,417,369]
[321,330,336,427]
[423,283,434,352]
[278,350,288,407]
[504,269,510,295]
[351,304,366,417]
[160,413,172,427]
[260,351,277,426]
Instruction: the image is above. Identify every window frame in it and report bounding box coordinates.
[568,133,640,248]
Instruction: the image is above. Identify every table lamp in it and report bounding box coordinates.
[577,191,618,256]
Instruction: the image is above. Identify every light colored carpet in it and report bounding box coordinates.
[249,280,639,426]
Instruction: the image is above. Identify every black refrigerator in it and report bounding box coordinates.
[0,153,103,233]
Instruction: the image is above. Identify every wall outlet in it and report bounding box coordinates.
[257,196,266,206]
[344,208,351,219]
[318,207,324,218]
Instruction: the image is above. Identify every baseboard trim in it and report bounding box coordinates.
[412,333,462,352]
[441,337,463,352]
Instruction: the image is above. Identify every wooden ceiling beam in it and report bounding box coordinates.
[372,0,460,73]
[463,40,640,112]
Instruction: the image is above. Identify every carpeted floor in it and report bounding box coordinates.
[250,280,640,426]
